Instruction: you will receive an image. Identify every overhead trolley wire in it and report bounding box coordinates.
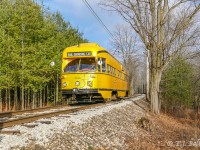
[82,0,120,55]
[82,0,115,38]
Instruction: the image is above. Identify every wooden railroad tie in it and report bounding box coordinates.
[22,124,38,128]
[0,130,21,135]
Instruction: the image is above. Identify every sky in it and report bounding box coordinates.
[43,0,124,51]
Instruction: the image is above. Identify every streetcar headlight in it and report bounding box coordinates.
[63,82,67,87]
[75,81,80,86]
[87,81,93,87]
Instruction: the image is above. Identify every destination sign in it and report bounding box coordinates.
[67,52,92,57]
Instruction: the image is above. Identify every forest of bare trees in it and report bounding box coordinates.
[100,0,200,114]
[110,25,143,95]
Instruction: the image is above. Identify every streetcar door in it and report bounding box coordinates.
[97,58,106,72]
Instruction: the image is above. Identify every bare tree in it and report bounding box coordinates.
[192,53,200,113]
[100,0,200,113]
[110,25,140,95]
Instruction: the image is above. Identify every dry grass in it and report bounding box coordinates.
[126,102,200,150]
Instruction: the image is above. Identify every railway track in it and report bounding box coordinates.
[0,104,70,118]
[0,95,142,130]
[0,103,108,129]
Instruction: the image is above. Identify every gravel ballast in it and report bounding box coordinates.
[0,95,147,150]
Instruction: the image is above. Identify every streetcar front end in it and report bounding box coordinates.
[61,44,103,103]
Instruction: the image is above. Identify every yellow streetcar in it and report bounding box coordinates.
[61,43,129,103]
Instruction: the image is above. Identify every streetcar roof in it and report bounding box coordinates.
[63,43,104,53]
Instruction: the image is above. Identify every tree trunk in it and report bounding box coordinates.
[150,69,162,114]
[0,89,2,112]
[47,84,49,106]
[146,50,150,101]
[43,88,46,107]
[21,87,24,110]
[56,72,59,105]
[40,90,42,107]
[130,79,134,95]
[27,89,30,109]
[5,89,8,112]
[14,87,18,111]
[24,89,27,110]
[32,92,36,109]
[8,89,10,111]
[36,92,38,108]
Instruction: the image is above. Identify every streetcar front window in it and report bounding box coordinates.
[79,58,96,72]
[64,59,79,72]
[64,58,96,72]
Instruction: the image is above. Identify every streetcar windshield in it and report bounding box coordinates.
[64,58,96,72]
[79,58,96,72]
[64,59,79,72]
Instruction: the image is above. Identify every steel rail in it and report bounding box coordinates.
[0,103,103,129]
[0,104,70,118]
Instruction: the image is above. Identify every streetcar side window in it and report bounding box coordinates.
[110,67,113,75]
[107,65,110,74]
[118,71,121,78]
[102,58,106,72]
[112,67,114,75]
[114,68,116,76]
[98,58,101,72]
